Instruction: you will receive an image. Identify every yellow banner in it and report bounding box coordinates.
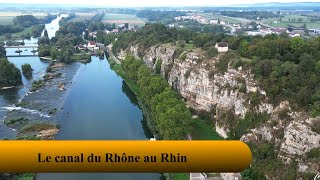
[0,141,252,173]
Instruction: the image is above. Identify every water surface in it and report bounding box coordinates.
[37,58,160,180]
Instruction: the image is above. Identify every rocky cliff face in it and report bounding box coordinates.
[122,44,319,173]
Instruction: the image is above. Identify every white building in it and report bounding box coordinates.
[215,42,229,53]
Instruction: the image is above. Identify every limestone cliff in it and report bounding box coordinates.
[120,44,320,174]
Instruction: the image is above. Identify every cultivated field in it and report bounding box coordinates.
[101,14,145,27]
[200,13,242,24]
[0,12,48,25]
[262,14,320,29]
[68,13,96,22]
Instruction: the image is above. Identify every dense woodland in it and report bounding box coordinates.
[136,10,186,24]
[120,55,192,140]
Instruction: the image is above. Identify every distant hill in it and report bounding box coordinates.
[0,2,319,10]
[231,2,320,7]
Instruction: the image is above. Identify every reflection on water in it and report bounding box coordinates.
[121,80,139,106]
[121,81,154,139]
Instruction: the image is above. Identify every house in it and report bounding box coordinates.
[87,41,99,51]
[87,41,96,48]
[215,42,229,53]
[111,29,119,34]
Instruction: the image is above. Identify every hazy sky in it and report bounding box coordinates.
[0,0,319,7]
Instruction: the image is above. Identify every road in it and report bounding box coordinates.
[106,45,121,64]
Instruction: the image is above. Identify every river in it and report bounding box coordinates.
[37,57,160,180]
[0,14,160,180]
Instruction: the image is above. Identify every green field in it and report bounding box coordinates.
[0,16,15,25]
[262,14,320,29]
[191,118,221,140]
[0,12,48,25]
[0,26,34,41]
[102,14,146,27]
[68,13,95,22]
[199,13,242,24]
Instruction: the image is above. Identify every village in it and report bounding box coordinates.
[170,13,320,38]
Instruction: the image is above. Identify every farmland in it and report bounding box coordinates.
[200,13,242,24]
[67,13,95,22]
[0,12,48,25]
[262,14,320,29]
[101,14,146,27]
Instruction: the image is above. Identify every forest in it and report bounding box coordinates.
[136,10,186,24]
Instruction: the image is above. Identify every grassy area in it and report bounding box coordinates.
[20,123,56,134]
[174,173,189,180]
[68,13,95,22]
[262,14,320,29]
[102,14,145,27]
[0,12,48,25]
[191,118,221,140]
[0,26,34,41]
[199,13,242,24]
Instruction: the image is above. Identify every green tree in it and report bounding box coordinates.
[21,63,33,77]
[0,58,22,87]
[44,29,49,38]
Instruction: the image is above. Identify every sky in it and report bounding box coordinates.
[0,0,319,7]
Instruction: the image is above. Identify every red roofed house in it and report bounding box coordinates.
[87,41,99,51]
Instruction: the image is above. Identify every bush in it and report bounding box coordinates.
[31,80,45,91]
[21,63,33,76]
[206,47,218,58]
[306,148,320,159]
[239,84,247,93]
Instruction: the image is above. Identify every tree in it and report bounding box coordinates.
[0,58,22,87]
[206,47,218,58]
[4,33,12,40]
[0,46,6,58]
[44,29,49,38]
[84,30,89,40]
[21,63,33,77]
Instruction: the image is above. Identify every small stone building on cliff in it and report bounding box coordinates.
[215,42,229,53]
